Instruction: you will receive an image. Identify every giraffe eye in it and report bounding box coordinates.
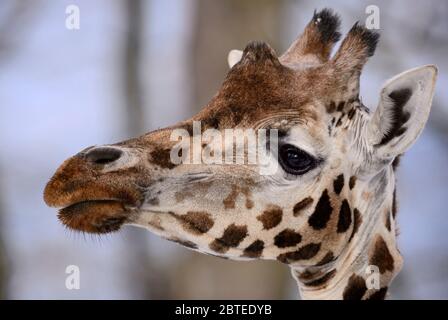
[278,144,316,175]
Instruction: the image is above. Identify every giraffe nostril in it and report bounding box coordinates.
[85,147,122,165]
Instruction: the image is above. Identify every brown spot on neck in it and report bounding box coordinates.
[293,197,313,216]
[242,240,264,258]
[245,199,254,209]
[343,274,367,300]
[308,189,333,230]
[369,236,394,274]
[385,210,392,231]
[209,223,248,253]
[277,242,321,264]
[349,176,357,189]
[274,229,302,248]
[305,269,337,287]
[333,174,345,195]
[337,199,352,233]
[366,287,388,300]
[257,205,283,230]
[223,185,239,209]
[172,211,214,235]
[242,187,254,209]
[348,208,362,242]
[223,184,254,210]
[316,251,335,266]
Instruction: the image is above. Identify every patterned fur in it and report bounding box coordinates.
[44,8,437,299]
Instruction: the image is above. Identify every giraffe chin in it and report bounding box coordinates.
[58,200,130,234]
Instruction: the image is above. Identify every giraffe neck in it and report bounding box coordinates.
[291,166,403,300]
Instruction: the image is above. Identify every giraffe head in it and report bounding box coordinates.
[44,9,437,299]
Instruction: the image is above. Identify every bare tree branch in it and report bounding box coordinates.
[120,0,171,299]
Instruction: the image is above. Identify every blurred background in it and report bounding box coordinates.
[0,0,447,299]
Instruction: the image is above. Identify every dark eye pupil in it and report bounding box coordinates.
[288,150,310,165]
[279,144,316,175]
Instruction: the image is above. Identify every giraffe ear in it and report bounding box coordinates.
[367,65,437,158]
[227,49,243,68]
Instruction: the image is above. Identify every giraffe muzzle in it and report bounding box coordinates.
[44,147,146,234]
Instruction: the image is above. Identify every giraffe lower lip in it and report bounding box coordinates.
[58,200,129,234]
[59,199,123,211]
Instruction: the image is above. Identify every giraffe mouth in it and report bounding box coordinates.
[43,153,145,234]
[58,199,132,234]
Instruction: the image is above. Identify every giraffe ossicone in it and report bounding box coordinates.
[44,8,437,300]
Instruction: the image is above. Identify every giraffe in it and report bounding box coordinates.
[44,9,437,300]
